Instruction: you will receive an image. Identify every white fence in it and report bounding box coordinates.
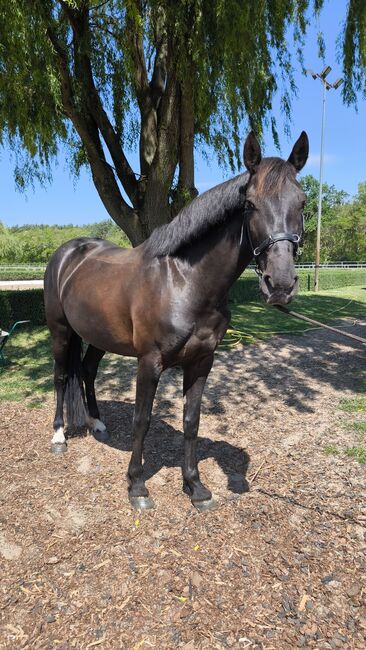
[1,261,366,273]
[294,261,366,269]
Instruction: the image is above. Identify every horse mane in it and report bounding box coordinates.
[143,172,249,258]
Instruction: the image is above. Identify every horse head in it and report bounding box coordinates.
[243,131,309,305]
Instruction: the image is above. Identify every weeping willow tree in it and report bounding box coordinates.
[0,1,365,245]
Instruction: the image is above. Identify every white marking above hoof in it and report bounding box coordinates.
[86,416,106,434]
[52,427,66,444]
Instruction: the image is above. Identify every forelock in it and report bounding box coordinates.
[253,158,296,196]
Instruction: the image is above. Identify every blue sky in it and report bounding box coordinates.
[1,0,365,227]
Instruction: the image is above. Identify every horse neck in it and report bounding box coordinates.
[178,212,253,305]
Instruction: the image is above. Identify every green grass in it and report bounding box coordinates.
[222,285,366,348]
[0,327,53,404]
[349,421,366,433]
[334,336,366,465]
[323,444,366,464]
[339,397,366,413]
[345,446,366,464]
[324,445,340,456]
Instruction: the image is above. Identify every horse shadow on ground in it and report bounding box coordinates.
[81,399,250,496]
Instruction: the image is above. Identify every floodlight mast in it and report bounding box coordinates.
[306,67,344,291]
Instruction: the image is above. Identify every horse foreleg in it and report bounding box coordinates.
[127,354,162,510]
[182,354,216,511]
[82,345,107,441]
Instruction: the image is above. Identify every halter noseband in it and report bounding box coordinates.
[253,232,301,257]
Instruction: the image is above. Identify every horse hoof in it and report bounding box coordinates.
[192,497,217,512]
[50,442,67,454]
[129,495,155,511]
[93,430,110,443]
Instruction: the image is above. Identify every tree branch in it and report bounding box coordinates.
[125,0,149,109]
[149,6,167,110]
[143,58,180,230]
[57,1,141,209]
[46,10,142,243]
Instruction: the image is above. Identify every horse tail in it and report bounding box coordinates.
[64,332,86,429]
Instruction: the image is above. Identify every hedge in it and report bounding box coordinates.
[0,268,45,281]
[0,289,45,327]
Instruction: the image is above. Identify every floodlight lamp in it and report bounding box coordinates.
[320,65,332,79]
[333,78,344,89]
[307,68,318,80]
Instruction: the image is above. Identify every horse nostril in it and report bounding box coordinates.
[286,276,299,295]
[263,274,274,293]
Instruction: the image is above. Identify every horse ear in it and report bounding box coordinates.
[288,131,309,172]
[243,131,262,174]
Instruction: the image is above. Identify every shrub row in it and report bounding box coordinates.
[0,290,45,327]
[0,268,45,281]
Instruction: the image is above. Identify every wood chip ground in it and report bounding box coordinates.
[1,324,365,649]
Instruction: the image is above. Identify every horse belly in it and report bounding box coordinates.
[63,291,136,356]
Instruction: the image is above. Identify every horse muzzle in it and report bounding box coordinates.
[260,274,299,306]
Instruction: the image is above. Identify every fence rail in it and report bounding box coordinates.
[294,262,366,269]
[1,262,366,273]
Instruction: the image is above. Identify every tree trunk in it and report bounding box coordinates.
[178,79,197,201]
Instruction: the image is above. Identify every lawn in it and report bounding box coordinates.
[223,284,366,346]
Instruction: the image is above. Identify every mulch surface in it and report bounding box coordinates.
[1,323,366,649]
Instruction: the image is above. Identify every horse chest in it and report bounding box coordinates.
[176,310,230,362]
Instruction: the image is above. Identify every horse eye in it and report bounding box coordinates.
[246,200,255,211]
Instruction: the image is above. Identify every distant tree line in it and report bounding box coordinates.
[0,175,365,264]
[0,220,130,263]
[300,176,366,262]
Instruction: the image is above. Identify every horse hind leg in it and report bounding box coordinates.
[82,345,108,442]
[182,354,217,511]
[127,354,162,510]
[50,323,72,454]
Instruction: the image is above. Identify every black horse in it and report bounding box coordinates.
[44,131,308,511]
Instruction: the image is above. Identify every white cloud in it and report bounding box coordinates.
[196,181,215,191]
[306,153,338,167]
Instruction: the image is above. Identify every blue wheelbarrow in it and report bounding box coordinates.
[0,320,30,366]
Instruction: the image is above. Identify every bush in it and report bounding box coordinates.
[308,268,366,291]
[0,290,45,327]
[0,268,45,281]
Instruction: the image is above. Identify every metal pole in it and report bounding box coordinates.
[314,81,326,292]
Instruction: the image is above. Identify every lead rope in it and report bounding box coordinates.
[275,305,366,346]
